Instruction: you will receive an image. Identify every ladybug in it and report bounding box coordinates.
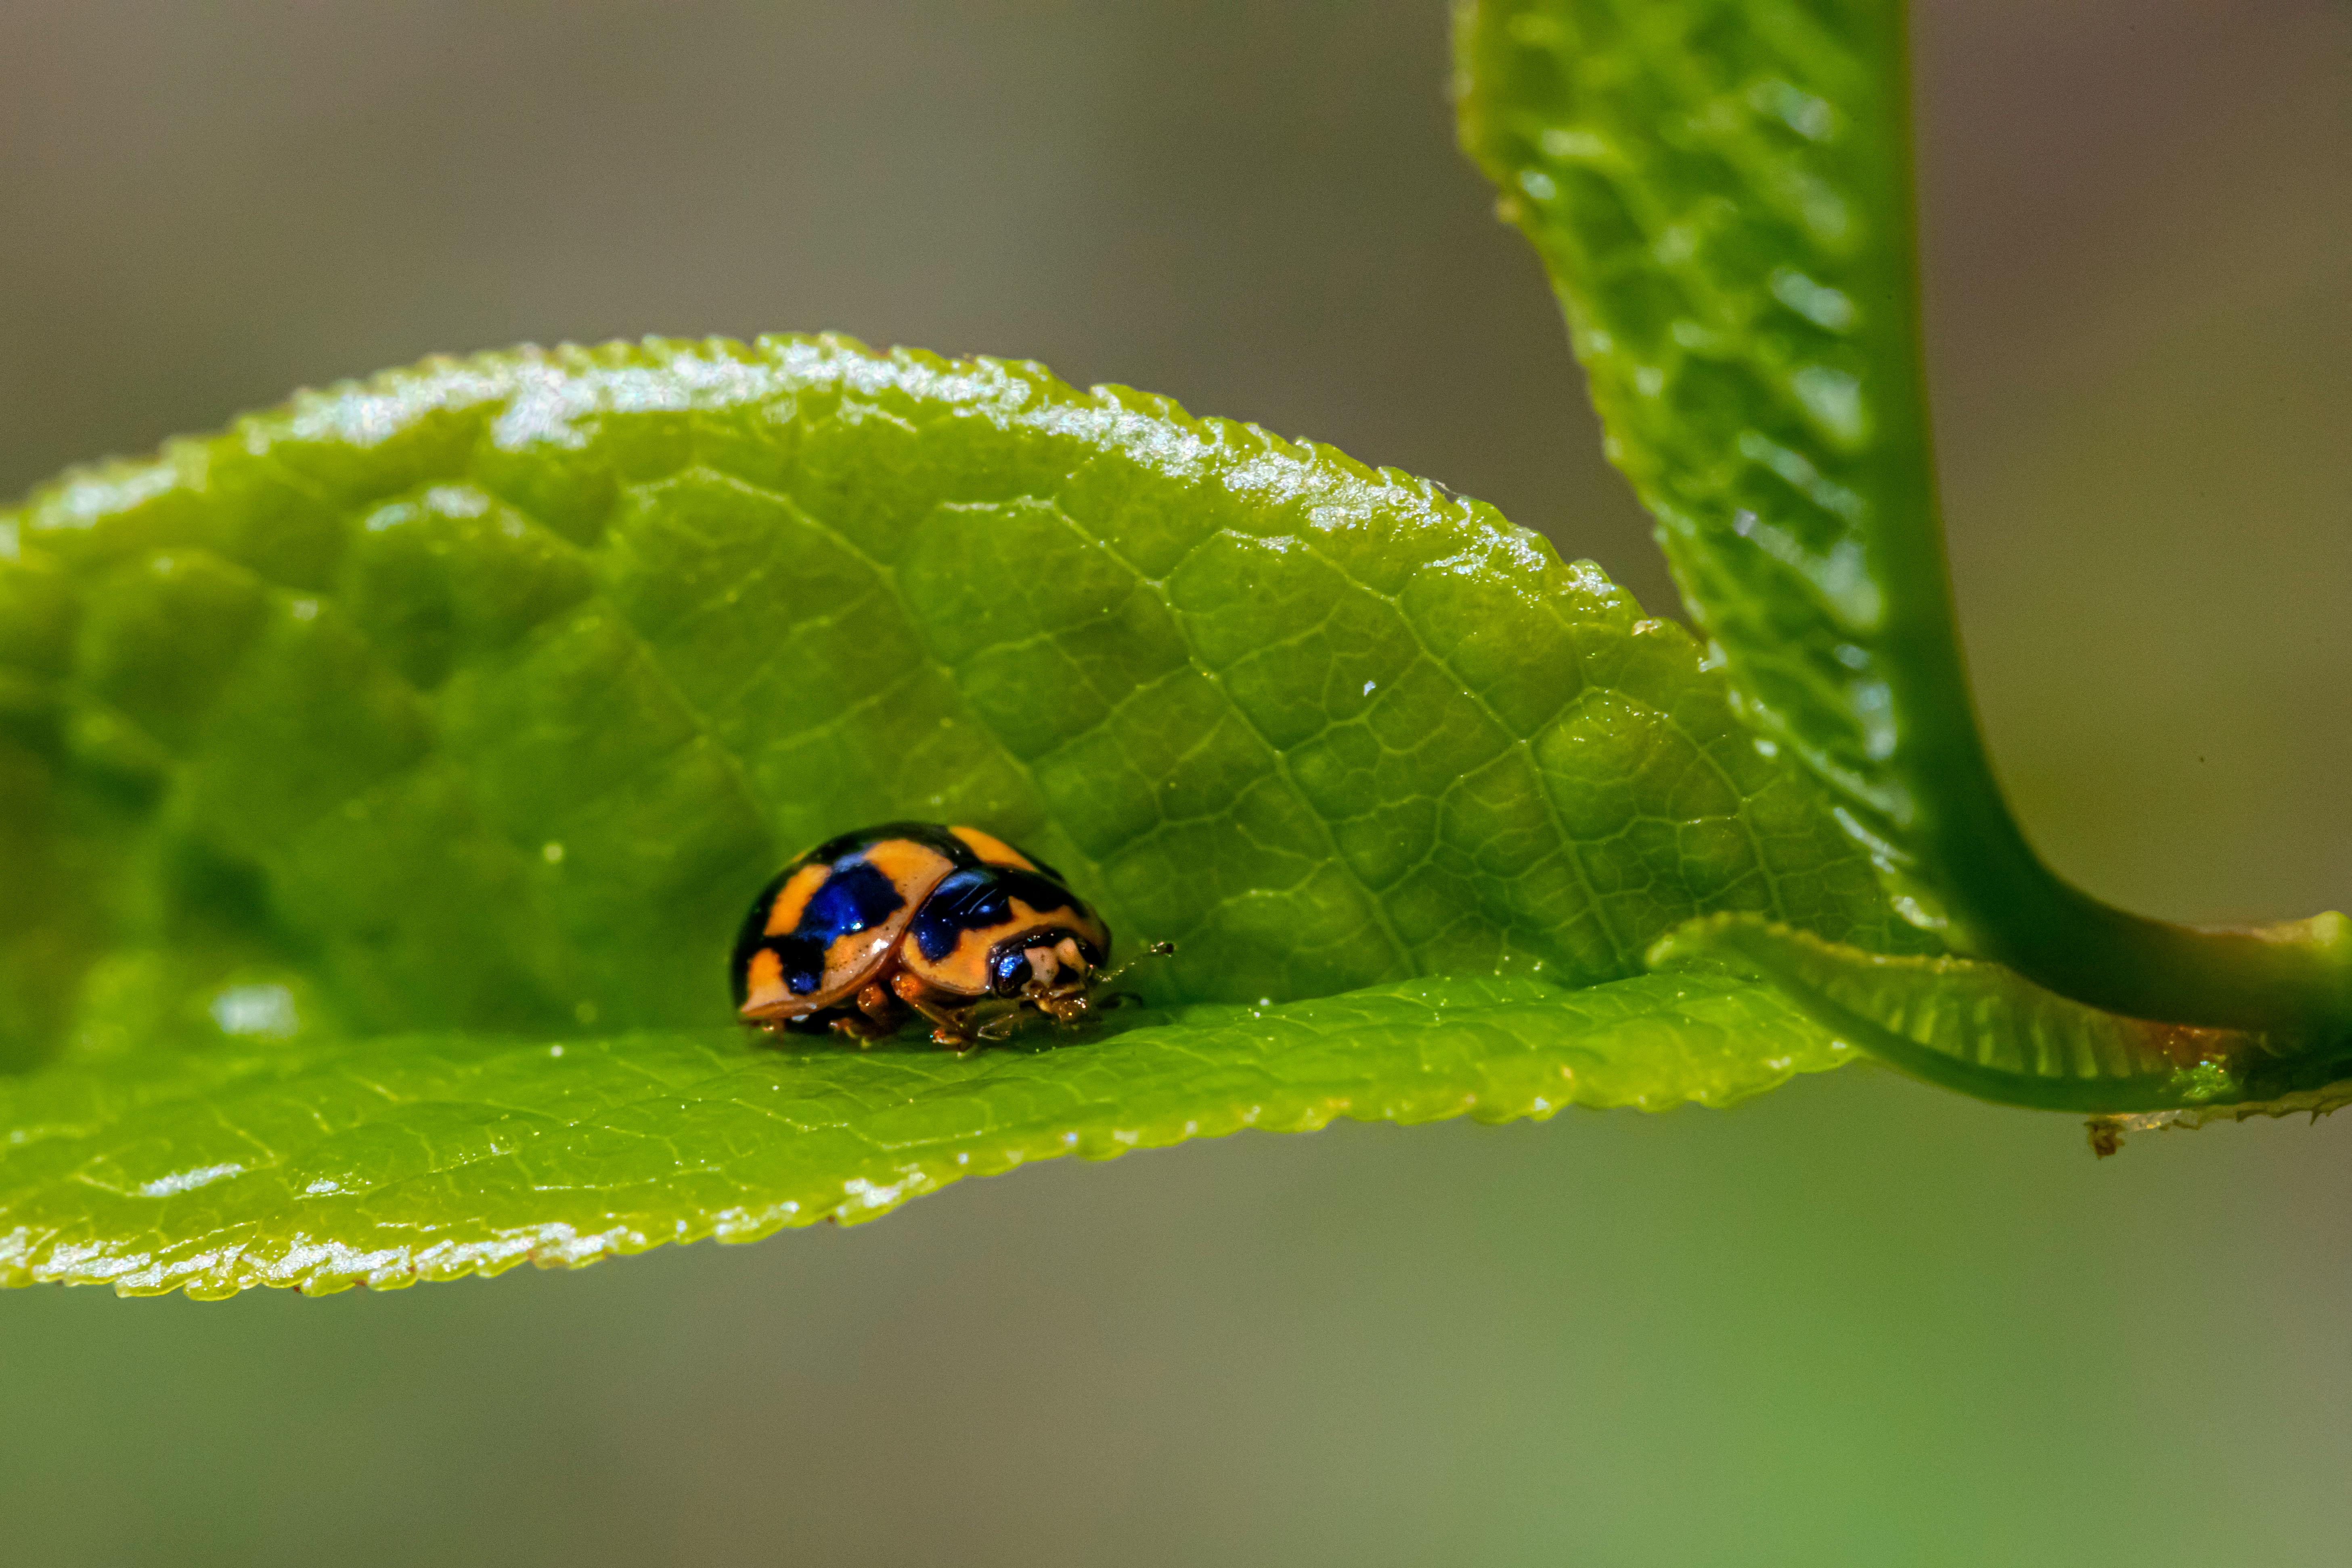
[729,822,1166,1047]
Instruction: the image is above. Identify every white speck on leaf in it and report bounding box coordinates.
[142,1163,246,1197]
[210,984,298,1039]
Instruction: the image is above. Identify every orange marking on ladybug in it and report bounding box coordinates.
[951,826,1036,870]
[899,914,1022,997]
[808,926,903,1009]
[861,836,959,898]
[761,863,832,938]
[739,948,788,1014]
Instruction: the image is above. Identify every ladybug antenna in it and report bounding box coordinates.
[1087,939,1177,996]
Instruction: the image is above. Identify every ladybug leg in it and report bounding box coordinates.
[890,971,980,1049]
[1030,988,1091,1025]
[1030,940,1177,1027]
[917,1000,979,1050]
[827,1013,888,1045]
[972,1000,1038,1042]
[854,981,905,1035]
[821,980,916,1046]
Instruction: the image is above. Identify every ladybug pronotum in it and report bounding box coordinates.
[728,822,1165,1048]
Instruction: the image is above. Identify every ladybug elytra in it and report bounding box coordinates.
[729,822,1165,1047]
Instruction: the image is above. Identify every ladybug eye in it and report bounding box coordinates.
[988,949,1033,996]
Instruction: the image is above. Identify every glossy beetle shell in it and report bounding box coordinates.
[729,822,1104,1035]
[898,866,1111,998]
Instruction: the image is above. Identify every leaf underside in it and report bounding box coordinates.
[1648,915,2313,1115]
[0,335,1923,1294]
[1457,0,1935,889]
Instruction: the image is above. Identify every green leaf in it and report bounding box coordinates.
[1652,914,2270,1112]
[1456,0,2352,1055]
[1456,0,1934,892]
[0,971,1850,1297]
[0,335,1916,1293]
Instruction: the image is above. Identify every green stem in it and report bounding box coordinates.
[1457,0,2352,1047]
[1892,563,2352,1035]
[1859,20,2352,1040]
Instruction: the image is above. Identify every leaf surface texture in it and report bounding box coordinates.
[0,336,1916,1292]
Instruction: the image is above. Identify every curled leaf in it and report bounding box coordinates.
[1456,0,2352,1041]
[1652,913,2352,1117]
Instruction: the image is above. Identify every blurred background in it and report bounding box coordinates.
[2,0,2346,1562]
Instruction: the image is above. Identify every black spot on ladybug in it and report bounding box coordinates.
[910,867,1080,961]
[795,860,903,944]
[776,935,827,995]
[809,820,976,869]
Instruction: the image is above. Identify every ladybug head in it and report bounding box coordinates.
[986,932,1103,997]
